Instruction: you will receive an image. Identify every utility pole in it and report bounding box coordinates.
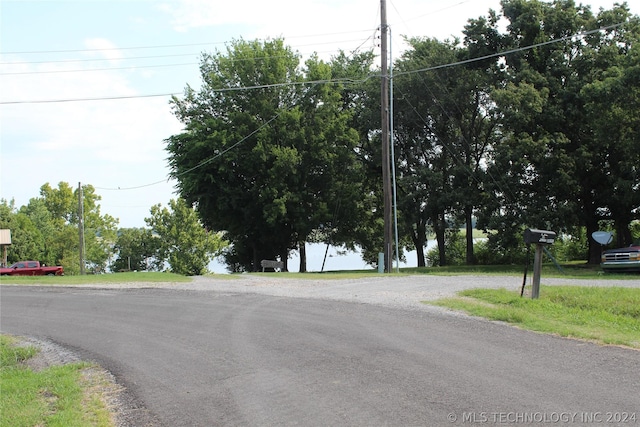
[380,0,393,272]
[78,182,85,275]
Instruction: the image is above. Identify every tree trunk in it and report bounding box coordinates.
[299,241,307,273]
[280,250,289,272]
[433,212,447,266]
[252,242,260,272]
[411,220,427,267]
[616,219,633,247]
[465,206,475,265]
[586,219,601,265]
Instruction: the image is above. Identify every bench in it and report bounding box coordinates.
[261,259,284,272]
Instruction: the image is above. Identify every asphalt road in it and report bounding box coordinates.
[1,281,639,426]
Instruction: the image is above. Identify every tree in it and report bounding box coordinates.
[145,198,227,275]
[392,36,501,266]
[1,183,119,274]
[472,0,640,263]
[110,228,162,272]
[322,50,386,267]
[34,182,118,273]
[166,39,366,272]
[0,199,43,264]
[581,24,640,247]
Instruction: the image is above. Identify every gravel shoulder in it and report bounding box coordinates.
[53,273,640,310]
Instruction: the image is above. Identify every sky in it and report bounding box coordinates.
[0,0,632,232]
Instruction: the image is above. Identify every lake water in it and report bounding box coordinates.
[209,241,437,274]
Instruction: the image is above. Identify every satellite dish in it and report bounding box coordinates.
[592,231,613,245]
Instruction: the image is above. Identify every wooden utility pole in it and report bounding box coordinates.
[380,0,393,272]
[78,182,85,275]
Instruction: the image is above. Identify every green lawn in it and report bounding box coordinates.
[0,271,192,285]
[0,335,116,427]
[1,262,637,284]
[428,286,640,348]
[401,262,640,279]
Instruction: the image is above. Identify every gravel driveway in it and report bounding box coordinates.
[70,273,640,310]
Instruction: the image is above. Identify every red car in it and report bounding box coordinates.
[0,261,64,276]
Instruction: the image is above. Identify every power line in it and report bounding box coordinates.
[0,62,196,75]
[94,111,284,191]
[0,92,181,105]
[1,41,226,55]
[0,76,373,105]
[0,29,377,55]
[394,21,629,78]
[0,52,202,65]
[1,21,629,105]
[0,39,375,76]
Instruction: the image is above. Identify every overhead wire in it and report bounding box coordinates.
[0,41,371,76]
[6,18,633,195]
[1,19,627,105]
[0,52,202,65]
[389,0,518,205]
[0,32,378,77]
[0,76,375,105]
[0,28,380,56]
[94,112,284,191]
[0,62,197,75]
[394,21,628,78]
[389,20,631,208]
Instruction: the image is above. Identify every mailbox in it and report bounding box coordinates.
[524,228,556,245]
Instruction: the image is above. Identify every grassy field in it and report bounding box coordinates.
[401,262,640,279]
[250,262,639,280]
[428,286,640,349]
[0,335,117,427]
[1,262,637,283]
[0,271,192,285]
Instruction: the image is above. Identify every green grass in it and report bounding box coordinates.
[257,261,634,279]
[402,262,640,279]
[0,335,116,427]
[2,263,636,284]
[428,286,640,348]
[0,271,192,285]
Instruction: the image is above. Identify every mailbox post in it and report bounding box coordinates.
[523,229,556,299]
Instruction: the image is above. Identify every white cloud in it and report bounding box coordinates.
[0,45,183,227]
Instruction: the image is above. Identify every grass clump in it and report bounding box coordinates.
[429,286,640,348]
[0,335,116,427]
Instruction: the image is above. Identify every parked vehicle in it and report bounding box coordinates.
[601,245,640,273]
[0,261,64,276]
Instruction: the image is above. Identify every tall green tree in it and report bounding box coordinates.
[473,0,639,263]
[313,50,387,267]
[581,20,640,247]
[392,36,501,266]
[167,39,365,272]
[0,199,42,264]
[35,182,118,273]
[145,199,227,275]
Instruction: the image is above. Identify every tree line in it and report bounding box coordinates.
[0,184,226,275]
[166,0,640,272]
